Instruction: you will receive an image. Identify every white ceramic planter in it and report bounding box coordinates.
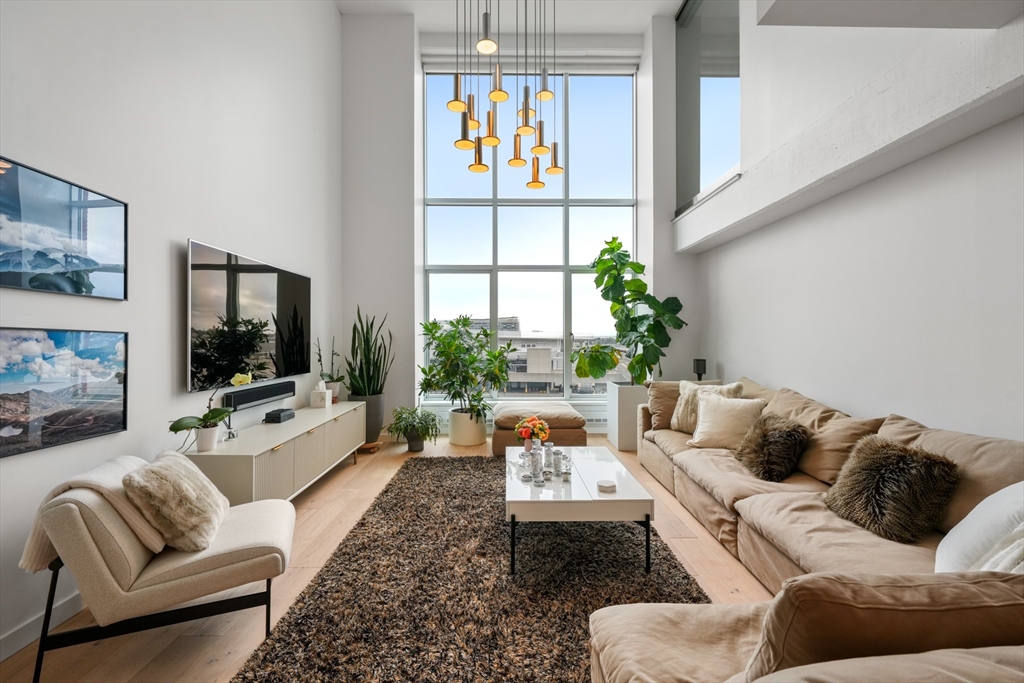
[607,382,649,451]
[448,409,486,446]
[325,382,342,403]
[195,425,221,453]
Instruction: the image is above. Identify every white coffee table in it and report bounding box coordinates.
[505,446,655,574]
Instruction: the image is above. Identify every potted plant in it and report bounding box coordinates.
[570,237,686,450]
[316,337,344,403]
[386,406,441,452]
[170,372,252,452]
[418,315,516,446]
[344,307,396,443]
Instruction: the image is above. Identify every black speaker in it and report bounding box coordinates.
[222,380,296,412]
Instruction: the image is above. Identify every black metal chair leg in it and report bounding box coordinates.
[33,559,63,683]
[265,579,272,637]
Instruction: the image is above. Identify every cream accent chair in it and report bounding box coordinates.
[32,476,294,683]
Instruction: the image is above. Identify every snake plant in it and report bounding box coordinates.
[344,307,395,396]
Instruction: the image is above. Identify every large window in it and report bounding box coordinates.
[425,73,636,399]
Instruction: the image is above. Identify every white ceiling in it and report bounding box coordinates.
[334,0,682,34]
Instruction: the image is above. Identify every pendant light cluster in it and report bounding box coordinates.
[449,0,562,188]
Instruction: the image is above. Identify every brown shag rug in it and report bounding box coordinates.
[234,456,709,683]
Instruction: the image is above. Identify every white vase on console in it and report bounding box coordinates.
[196,425,220,453]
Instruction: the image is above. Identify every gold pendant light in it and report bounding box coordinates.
[508,133,527,166]
[526,155,545,189]
[469,136,490,172]
[537,67,553,101]
[467,93,480,130]
[517,85,535,135]
[476,7,498,54]
[455,111,475,150]
[448,74,466,112]
[531,120,549,155]
[489,63,509,102]
[546,140,563,174]
[482,107,500,146]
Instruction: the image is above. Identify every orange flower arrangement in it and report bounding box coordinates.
[514,415,550,443]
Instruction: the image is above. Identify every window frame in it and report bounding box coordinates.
[423,72,638,402]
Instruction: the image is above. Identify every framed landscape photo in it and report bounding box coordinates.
[0,156,127,300]
[0,328,127,458]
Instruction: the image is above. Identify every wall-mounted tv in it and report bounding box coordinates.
[188,240,310,392]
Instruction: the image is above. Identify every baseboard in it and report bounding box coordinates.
[0,591,83,662]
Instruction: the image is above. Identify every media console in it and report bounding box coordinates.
[186,402,366,506]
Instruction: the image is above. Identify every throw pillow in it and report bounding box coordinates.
[735,415,811,482]
[764,388,847,432]
[671,381,743,433]
[737,376,777,403]
[935,481,1024,572]
[123,451,230,552]
[798,416,886,485]
[687,393,767,450]
[825,435,960,543]
[644,381,681,431]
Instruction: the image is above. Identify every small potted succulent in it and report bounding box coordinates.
[170,372,252,452]
[316,337,345,403]
[386,406,441,453]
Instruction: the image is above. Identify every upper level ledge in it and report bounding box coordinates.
[675,15,1024,255]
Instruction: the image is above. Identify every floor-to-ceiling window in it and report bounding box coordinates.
[424,72,636,400]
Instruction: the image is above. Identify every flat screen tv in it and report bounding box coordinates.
[188,240,310,392]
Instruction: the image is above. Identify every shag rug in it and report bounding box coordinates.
[234,456,709,683]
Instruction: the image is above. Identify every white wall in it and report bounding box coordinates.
[698,114,1024,440]
[340,15,420,422]
[637,17,703,382]
[739,1,941,167]
[0,0,345,659]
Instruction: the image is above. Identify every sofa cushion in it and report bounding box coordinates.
[675,450,828,513]
[742,571,1024,682]
[824,435,960,544]
[590,601,769,683]
[735,492,940,576]
[671,381,743,433]
[645,381,680,431]
[492,401,586,429]
[749,646,1024,683]
[765,388,847,433]
[738,376,777,403]
[798,416,885,485]
[652,429,695,457]
[688,394,766,450]
[936,481,1024,572]
[879,414,1024,532]
[735,415,811,482]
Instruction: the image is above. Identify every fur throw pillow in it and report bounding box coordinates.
[671,381,743,433]
[735,415,811,482]
[825,435,960,544]
[123,452,230,552]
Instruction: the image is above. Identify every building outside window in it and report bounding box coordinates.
[424,72,636,400]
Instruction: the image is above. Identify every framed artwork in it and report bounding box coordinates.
[0,328,127,458]
[0,156,127,300]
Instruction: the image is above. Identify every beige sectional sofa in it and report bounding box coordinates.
[636,377,1024,593]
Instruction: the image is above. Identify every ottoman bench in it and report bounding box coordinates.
[491,401,588,456]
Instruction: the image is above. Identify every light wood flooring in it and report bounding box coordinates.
[1,437,771,683]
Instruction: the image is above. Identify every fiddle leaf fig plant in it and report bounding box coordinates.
[570,236,686,385]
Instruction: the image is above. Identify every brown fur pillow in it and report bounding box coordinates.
[123,452,230,551]
[735,415,811,482]
[825,435,960,543]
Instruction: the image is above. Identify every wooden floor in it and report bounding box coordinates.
[1,437,771,683]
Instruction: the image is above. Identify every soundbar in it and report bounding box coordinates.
[222,380,296,412]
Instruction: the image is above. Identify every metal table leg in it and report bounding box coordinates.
[645,514,651,573]
[510,515,517,575]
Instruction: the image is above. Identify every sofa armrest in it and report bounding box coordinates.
[637,404,653,448]
[742,571,1024,681]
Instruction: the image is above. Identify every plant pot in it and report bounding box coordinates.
[449,409,486,446]
[607,382,649,451]
[349,393,385,443]
[326,382,342,404]
[405,427,425,453]
[196,425,221,453]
